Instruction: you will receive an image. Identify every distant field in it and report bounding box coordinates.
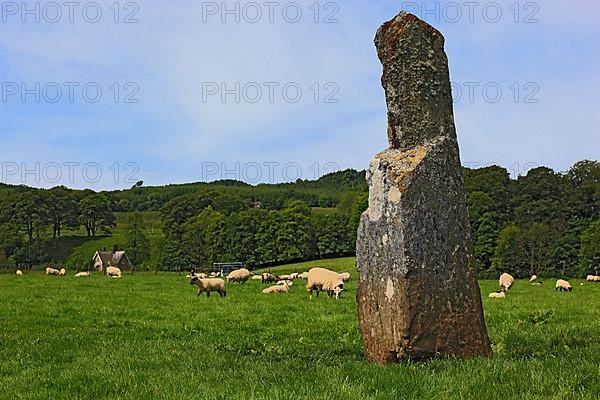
[1,258,599,399]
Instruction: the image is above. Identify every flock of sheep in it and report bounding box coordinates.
[186,267,351,299]
[14,266,124,278]
[17,266,599,301]
[488,272,600,298]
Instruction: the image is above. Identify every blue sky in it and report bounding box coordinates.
[0,0,598,190]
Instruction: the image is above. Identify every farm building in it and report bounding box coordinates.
[92,250,131,272]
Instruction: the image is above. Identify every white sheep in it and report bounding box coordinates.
[46,267,60,276]
[529,274,537,283]
[187,272,207,279]
[499,273,514,290]
[262,283,289,294]
[59,268,66,276]
[190,276,227,297]
[279,273,299,281]
[306,267,344,299]
[555,279,572,292]
[298,272,310,280]
[16,270,23,276]
[586,275,600,282]
[227,268,251,284]
[74,271,91,277]
[106,266,122,278]
[261,273,278,284]
[488,290,506,298]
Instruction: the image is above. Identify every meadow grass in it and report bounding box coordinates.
[1,258,599,400]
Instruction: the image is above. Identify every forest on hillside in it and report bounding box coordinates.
[0,161,598,278]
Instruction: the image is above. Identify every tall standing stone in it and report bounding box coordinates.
[356,11,492,363]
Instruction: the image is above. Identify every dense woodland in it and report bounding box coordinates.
[0,161,598,278]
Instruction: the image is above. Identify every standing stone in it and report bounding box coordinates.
[356,11,492,363]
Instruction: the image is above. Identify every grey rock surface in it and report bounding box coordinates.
[356,11,492,363]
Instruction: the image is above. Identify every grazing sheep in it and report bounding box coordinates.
[499,273,515,290]
[46,267,60,276]
[529,275,537,283]
[59,268,66,276]
[190,276,227,297]
[261,273,278,284]
[488,290,506,298]
[74,271,90,277]
[306,268,344,299]
[227,268,251,284]
[106,266,122,278]
[586,275,600,282]
[298,272,310,280]
[277,280,293,287]
[339,272,351,282]
[555,279,572,292]
[187,272,207,279]
[262,283,289,294]
[16,270,23,276]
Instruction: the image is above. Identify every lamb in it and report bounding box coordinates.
[227,268,251,284]
[306,267,344,299]
[106,266,122,278]
[499,273,514,290]
[555,279,572,292]
[488,290,506,298]
[330,286,343,299]
[190,276,227,297]
[59,268,66,276]
[277,280,293,287]
[529,274,537,283]
[586,275,600,282]
[261,273,278,284]
[46,267,60,276]
[339,272,351,282]
[74,271,91,277]
[16,270,23,276]
[262,283,289,294]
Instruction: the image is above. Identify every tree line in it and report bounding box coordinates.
[0,163,598,277]
[0,187,116,268]
[466,160,599,278]
[158,192,366,271]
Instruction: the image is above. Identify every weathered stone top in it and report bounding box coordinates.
[375,11,457,151]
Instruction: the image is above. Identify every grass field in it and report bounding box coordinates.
[1,258,599,399]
